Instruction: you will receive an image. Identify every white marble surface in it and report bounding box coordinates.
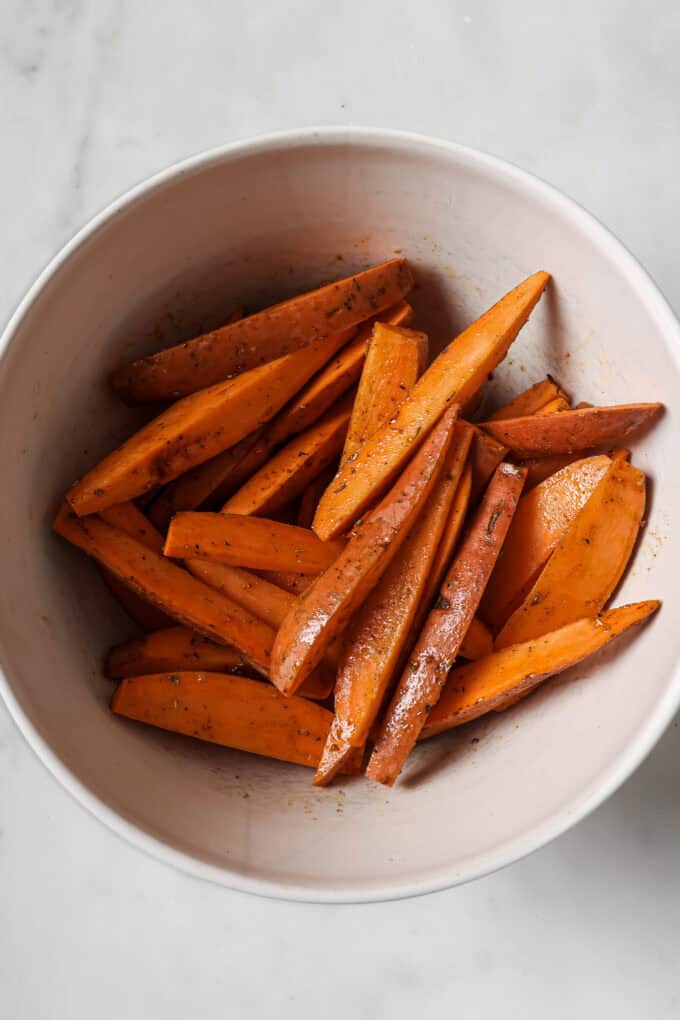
[2,2,680,1016]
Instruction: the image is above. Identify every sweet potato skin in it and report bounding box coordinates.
[366,462,527,786]
[481,403,663,457]
[271,406,459,696]
[341,322,427,464]
[320,422,472,775]
[422,601,661,736]
[165,514,344,574]
[313,271,549,540]
[110,259,413,403]
[496,459,646,648]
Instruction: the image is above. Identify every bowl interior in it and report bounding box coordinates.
[0,132,678,901]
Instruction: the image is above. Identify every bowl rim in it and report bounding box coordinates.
[1,125,679,904]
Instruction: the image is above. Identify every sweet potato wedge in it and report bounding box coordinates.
[315,422,472,784]
[520,453,584,490]
[99,501,165,552]
[313,271,549,539]
[223,393,354,517]
[165,513,344,575]
[258,570,317,595]
[68,334,355,517]
[110,259,413,403]
[271,406,459,696]
[366,462,526,786]
[480,454,612,631]
[184,561,295,627]
[488,379,566,421]
[481,403,663,457]
[421,601,660,736]
[105,626,251,679]
[341,322,427,464]
[496,459,646,649]
[147,302,413,521]
[111,671,353,769]
[53,506,274,674]
[146,429,264,530]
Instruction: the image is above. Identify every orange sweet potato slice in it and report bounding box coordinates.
[110,259,413,403]
[271,406,459,696]
[481,403,663,457]
[164,514,344,575]
[366,462,527,786]
[422,601,661,736]
[488,379,566,421]
[495,459,646,649]
[313,271,549,539]
[480,454,612,631]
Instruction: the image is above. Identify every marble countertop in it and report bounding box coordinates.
[2,2,679,1016]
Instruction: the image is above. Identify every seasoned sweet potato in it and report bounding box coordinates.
[111,671,356,769]
[224,393,353,517]
[313,271,549,539]
[482,403,663,457]
[184,561,295,627]
[341,322,427,464]
[297,465,338,528]
[480,454,612,631]
[496,459,646,648]
[147,430,264,530]
[53,506,274,675]
[314,422,471,784]
[468,426,507,502]
[366,462,527,786]
[422,601,660,736]
[68,335,354,517]
[271,406,459,696]
[165,514,344,575]
[105,626,250,679]
[110,259,413,403]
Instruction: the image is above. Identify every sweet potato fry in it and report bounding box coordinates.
[98,502,173,629]
[313,271,549,539]
[314,422,472,784]
[488,379,566,421]
[469,426,508,501]
[480,454,612,631]
[147,429,264,530]
[341,322,427,464]
[110,259,413,404]
[496,459,646,649]
[165,513,344,574]
[111,671,355,769]
[147,302,413,520]
[223,393,354,517]
[271,406,459,696]
[105,626,251,679]
[421,601,660,736]
[297,465,337,528]
[459,617,493,660]
[53,506,274,674]
[481,403,663,457]
[366,462,526,786]
[184,561,295,627]
[68,334,356,517]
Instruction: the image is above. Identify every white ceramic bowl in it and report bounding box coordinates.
[1,128,678,903]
